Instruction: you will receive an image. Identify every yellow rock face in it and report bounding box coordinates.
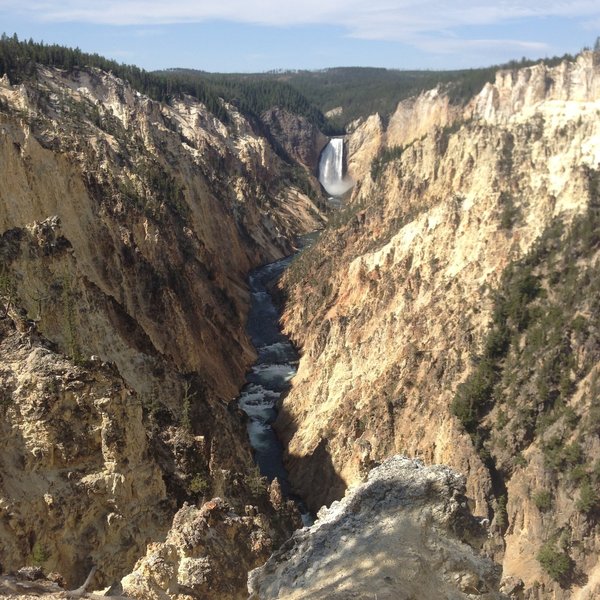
[0,64,323,590]
[277,52,600,598]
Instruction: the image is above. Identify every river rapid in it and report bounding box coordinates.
[236,247,313,523]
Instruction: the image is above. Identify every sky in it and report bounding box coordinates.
[0,0,599,72]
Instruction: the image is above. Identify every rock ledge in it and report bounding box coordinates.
[249,456,503,599]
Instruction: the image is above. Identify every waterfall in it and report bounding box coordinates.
[318,138,354,197]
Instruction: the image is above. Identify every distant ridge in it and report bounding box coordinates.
[163,54,575,129]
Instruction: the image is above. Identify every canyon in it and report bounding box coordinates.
[278,50,600,598]
[0,43,600,600]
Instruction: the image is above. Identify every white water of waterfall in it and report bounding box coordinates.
[318,138,354,197]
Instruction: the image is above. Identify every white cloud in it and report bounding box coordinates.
[4,0,600,53]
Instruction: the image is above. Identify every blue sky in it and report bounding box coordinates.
[1,1,599,72]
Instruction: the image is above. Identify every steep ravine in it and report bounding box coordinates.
[237,256,300,492]
[277,51,600,597]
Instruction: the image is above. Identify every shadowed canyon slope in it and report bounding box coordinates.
[278,51,600,598]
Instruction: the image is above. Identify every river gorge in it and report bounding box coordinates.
[1,46,600,600]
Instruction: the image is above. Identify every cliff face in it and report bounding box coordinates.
[261,107,329,173]
[0,64,323,590]
[0,314,166,584]
[278,52,600,597]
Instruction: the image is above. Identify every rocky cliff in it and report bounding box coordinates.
[278,51,600,597]
[260,107,329,173]
[249,456,503,600]
[0,63,323,592]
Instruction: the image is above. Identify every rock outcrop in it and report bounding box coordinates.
[0,312,166,586]
[122,497,299,600]
[248,456,502,599]
[278,51,600,597]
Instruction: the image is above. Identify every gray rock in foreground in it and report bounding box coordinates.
[248,456,504,600]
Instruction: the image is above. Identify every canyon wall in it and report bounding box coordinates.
[0,65,323,590]
[278,51,600,597]
[260,107,329,173]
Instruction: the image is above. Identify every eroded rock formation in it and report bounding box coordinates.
[122,496,299,600]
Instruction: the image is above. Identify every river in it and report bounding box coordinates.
[238,138,349,520]
[236,246,313,522]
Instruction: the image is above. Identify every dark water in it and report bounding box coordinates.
[238,256,296,484]
[236,249,315,524]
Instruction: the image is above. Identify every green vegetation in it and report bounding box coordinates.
[449,168,600,545]
[569,464,589,484]
[495,494,508,530]
[499,191,521,229]
[436,120,465,156]
[451,263,542,431]
[537,541,572,582]
[244,466,268,496]
[542,438,583,471]
[0,33,229,115]
[250,55,573,129]
[497,132,515,176]
[327,198,368,229]
[189,474,210,496]
[452,359,498,433]
[513,452,527,469]
[0,265,16,317]
[165,68,339,134]
[31,541,49,565]
[285,246,318,290]
[532,490,553,511]
[182,52,576,130]
[576,481,599,514]
[137,162,188,220]
[370,145,405,181]
[180,381,196,433]
[452,166,600,451]
[0,33,331,131]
